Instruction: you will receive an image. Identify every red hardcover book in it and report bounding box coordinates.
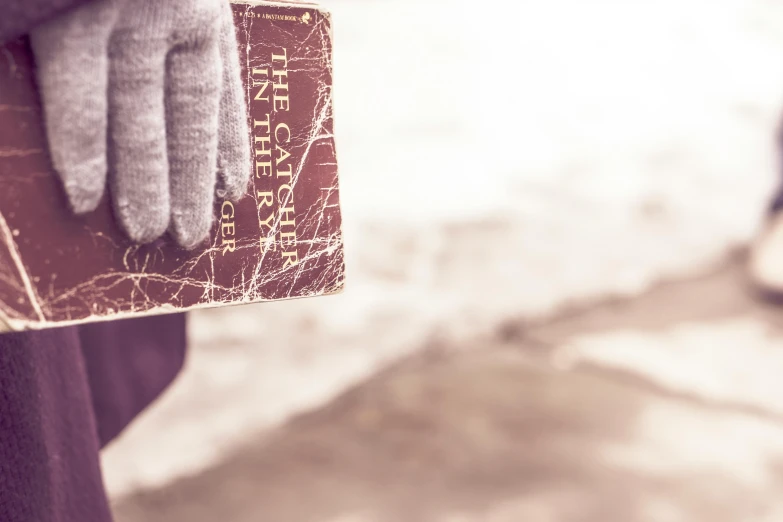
[0,0,344,332]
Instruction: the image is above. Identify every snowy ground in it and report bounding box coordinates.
[102,0,783,503]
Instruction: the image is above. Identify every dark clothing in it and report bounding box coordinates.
[79,315,188,448]
[1,0,98,42]
[0,314,187,522]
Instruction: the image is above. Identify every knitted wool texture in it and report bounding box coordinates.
[30,0,251,248]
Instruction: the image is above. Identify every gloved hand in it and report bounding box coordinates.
[30,0,251,248]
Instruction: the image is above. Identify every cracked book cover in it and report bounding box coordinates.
[0,0,344,332]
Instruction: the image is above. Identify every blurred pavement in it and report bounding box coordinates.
[112,254,783,521]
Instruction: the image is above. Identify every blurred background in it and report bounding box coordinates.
[107,0,783,520]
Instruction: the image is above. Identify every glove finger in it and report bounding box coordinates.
[30,4,117,214]
[166,37,222,249]
[107,35,170,244]
[216,0,251,202]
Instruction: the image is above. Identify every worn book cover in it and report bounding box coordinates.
[0,0,344,332]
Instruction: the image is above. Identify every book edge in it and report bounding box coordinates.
[0,284,346,333]
[231,0,326,10]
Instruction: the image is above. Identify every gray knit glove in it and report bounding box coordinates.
[30,0,251,248]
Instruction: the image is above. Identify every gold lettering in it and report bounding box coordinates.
[272,49,290,111]
[221,201,235,220]
[259,213,274,229]
[253,114,271,133]
[222,238,236,255]
[280,204,295,227]
[277,164,293,182]
[255,159,272,178]
[257,191,274,237]
[257,191,274,209]
[254,81,270,102]
[248,48,300,264]
[274,94,290,112]
[273,69,288,88]
[271,48,288,68]
[275,122,290,143]
[254,135,272,155]
[282,250,299,267]
[278,184,292,201]
[276,146,291,166]
[220,201,236,256]
[280,230,297,247]
[260,234,276,252]
[252,67,270,102]
[254,115,273,178]
[253,113,272,130]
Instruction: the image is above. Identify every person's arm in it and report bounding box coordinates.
[0,0,99,43]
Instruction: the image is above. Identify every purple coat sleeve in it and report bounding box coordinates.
[0,0,100,43]
[0,314,187,522]
[79,314,188,447]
